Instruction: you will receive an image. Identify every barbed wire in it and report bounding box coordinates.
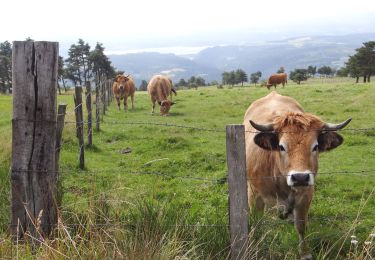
[11,117,375,134]
[10,167,375,183]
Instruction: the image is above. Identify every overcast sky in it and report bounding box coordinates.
[1,0,375,53]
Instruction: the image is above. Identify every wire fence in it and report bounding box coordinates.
[6,82,375,247]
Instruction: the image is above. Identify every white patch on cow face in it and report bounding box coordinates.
[287,170,315,186]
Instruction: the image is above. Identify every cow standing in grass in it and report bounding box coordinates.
[147,75,176,115]
[112,74,136,111]
[266,73,288,89]
[244,91,351,259]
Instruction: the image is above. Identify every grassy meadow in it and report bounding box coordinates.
[0,78,374,259]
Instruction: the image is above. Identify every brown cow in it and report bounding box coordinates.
[112,74,136,111]
[267,73,288,89]
[147,75,176,115]
[243,91,351,259]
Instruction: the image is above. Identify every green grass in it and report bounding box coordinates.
[0,79,375,259]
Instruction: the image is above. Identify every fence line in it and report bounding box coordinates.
[10,118,375,134]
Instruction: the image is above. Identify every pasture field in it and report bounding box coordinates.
[0,79,375,259]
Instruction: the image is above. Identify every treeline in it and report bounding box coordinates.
[340,41,375,83]
[0,39,118,94]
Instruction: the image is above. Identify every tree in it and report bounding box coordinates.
[277,67,285,73]
[89,42,116,86]
[195,76,206,86]
[65,39,92,86]
[336,67,349,77]
[289,69,308,84]
[317,66,333,77]
[0,41,12,93]
[307,66,317,77]
[139,80,148,91]
[210,80,218,86]
[345,55,361,83]
[177,78,187,87]
[344,41,375,83]
[222,72,230,85]
[235,69,248,86]
[250,71,262,85]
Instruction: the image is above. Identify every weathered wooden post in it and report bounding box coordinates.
[102,79,106,116]
[74,86,85,169]
[226,124,249,259]
[86,81,92,146]
[56,104,67,174]
[56,104,67,206]
[95,78,100,131]
[11,41,59,238]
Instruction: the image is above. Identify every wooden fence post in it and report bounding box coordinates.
[102,79,106,116]
[11,41,59,238]
[74,86,85,169]
[226,124,249,259]
[56,104,67,174]
[95,78,100,131]
[86,81,92,146]
[56,104,67,206]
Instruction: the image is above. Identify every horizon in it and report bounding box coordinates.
[1,0,375,56]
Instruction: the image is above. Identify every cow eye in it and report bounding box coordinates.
[279,144,286,151]
[312,144,318,152]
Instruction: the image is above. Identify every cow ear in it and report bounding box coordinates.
[171,102,176,106]
[254,133,278,150]
[318,132,344,152]
[114,75,119,82]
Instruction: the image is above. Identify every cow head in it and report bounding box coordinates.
[115,74,130,93]
[250,113,351,187]
[159,100,175,115]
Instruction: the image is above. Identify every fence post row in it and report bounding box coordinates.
[102,78,107,115]
[74,86,85,169]
[86,81,92,146]
[226,124,249,259]
[11,41,59,238]
[95,76,100,131]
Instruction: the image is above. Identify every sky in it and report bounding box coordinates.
[1,0,375,54]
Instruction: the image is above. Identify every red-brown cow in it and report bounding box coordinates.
[244,91,351,259]
[267,73,288,89]
[147,75,176,115]
[112,74,136,111]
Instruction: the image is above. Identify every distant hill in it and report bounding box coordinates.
[108,52,222,86]
[108,34,375,86]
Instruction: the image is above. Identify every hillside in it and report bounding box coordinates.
[108,33,375,85]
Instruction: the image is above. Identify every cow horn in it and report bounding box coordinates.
[249,120,274,132]
[322,118,352,131]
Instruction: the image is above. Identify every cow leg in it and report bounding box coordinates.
[131,94,134,110]
[124,96,128,111]
[116,97,121,110]
[294,190,313,260]
[151,101,155,114]
[248,183,264,213]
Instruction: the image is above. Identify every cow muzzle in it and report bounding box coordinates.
[287,171,314,187]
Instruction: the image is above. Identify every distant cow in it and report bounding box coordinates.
[112,74,136,111]
[244,91,351,259]
[147,75,176,115]
[266,73,287,89]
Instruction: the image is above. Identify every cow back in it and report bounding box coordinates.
[147,75,172,102]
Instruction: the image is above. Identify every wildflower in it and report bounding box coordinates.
[351,240,358,245]
[364,241,372,245]
[350,235,357,239]
[370,233,375,238]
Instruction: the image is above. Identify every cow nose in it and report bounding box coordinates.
[288,173,313,187]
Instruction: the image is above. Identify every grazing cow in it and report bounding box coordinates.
[243,91,351,259]
[267,73,288,89]
[147,75,176,115]
[112,74,136,111]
